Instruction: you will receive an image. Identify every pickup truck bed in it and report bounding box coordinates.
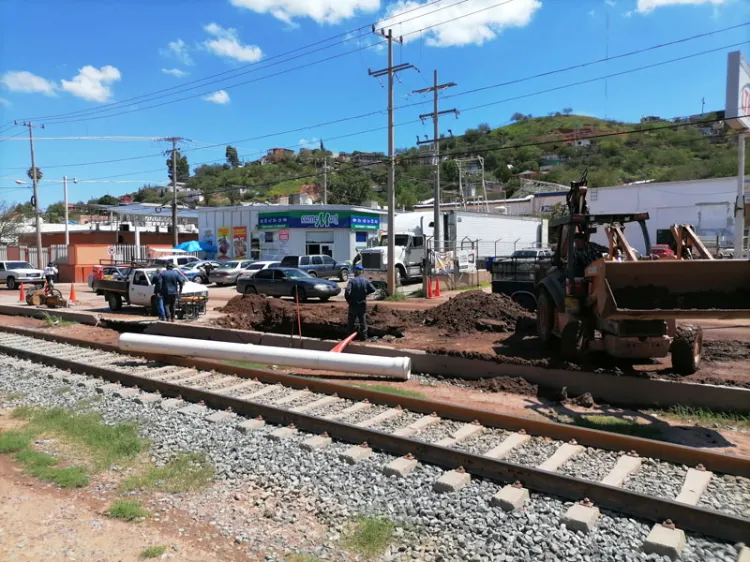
[92,279,129,294]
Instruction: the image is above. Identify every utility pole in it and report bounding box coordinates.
[369,26,415,295]
[161,137,184,248]
[63,176,77,247]
[413,70,458,253]
[17,121,44,269]
[323,157,328,205]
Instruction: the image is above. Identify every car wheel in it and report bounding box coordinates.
[193,276,202,284]
[339,268,349,281]
[308,271,317,278]
[320,296,330,302]
[294,286,307,303]
[244,286,258,295]
[6,277,16,290]
[107,292,123,311]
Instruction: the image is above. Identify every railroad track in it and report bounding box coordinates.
[0,327,748,560]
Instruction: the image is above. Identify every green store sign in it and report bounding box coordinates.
[258,211,380,230]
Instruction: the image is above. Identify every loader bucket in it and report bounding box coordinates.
[594,259,750,320]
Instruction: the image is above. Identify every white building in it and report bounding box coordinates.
[588,176,749,254]
[198,205,387,262]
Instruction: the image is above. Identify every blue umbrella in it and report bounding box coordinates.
[174,240,203,252]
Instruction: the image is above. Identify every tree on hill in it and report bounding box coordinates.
[327,167,372,205]
[0,202,26,243]
[90,195,120,206]
[45,202,67,223]
[563,107,573,115]
[166,150,190,183]
[225,145,241,168]
[134,185,164,203]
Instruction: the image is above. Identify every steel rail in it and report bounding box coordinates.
[1,325,748,478]
[0,331,748,543]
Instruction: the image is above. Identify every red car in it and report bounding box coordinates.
[650,244,675,259]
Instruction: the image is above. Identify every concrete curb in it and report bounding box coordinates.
[143,321,750,413]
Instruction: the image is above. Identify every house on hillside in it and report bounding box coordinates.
[262,148,295,164]
[353,152,385,166]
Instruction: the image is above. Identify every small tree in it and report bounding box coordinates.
[562,107,573,115]
[27,167,43,182]
[225,145,241,168]
[166,150,190,183]
[0,202,25,243]
[510,112,526,123]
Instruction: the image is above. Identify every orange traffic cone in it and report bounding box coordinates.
[19,283,25,303]
[426,277,433,299]
[69,284,78,304]
[434,276,441,297]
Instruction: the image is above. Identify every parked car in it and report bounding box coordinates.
[152,254,200,268]
[238,267,341,302]
[650,244,675,259]
[236,261,280,284]
[279,255,350,281]
[505,249,553,261]
[0,261,45,290]
[179,260,222,284]
[208,260,254,286]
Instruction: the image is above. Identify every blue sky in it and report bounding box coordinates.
[1,0,748,207]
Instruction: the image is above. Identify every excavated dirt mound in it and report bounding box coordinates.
[216,295,411,339]
[413,291,533,333]
[216,290,533,340]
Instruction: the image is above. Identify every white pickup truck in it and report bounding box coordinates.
[0,261,45,290]
[92,267,208,319]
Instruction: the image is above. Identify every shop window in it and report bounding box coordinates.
[355,232,368,243]
[264,232,274,243]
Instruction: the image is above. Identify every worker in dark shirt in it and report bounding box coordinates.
[152,269,166,321]
[345,264,376,340]
[160,263,184,322]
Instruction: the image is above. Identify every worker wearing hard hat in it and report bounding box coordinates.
[345,264,376,340]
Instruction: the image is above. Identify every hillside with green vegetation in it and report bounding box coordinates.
[4,112,746,228]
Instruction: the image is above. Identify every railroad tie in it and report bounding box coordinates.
[147,368,196,381]
[391,414,441,437]
[170,372,214,386]
[325,401,371,421]
[218,379,261,396]
[238,384,282,401]
[435,422,483,447]
[600,452,643,488]
[291,395,340,413]
[273,389,311,406]
[537,441,583,472]
[737,546,750,562]
[483,431,531,460]
[674,465,713,505]
[201,376,241,390]
[355,408,403,428]
[140,365,184,377]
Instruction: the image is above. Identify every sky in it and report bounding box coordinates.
[0,0,749,207]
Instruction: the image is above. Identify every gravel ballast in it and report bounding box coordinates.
[0,352,745,562]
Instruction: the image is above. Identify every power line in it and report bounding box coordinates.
[15,0,454,123]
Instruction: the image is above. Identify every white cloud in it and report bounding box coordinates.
[203,89,231,104]
[589,9,596,15]
[60,65,121,102]
[605,0,616,6]
[0,97,10,107]
[160,38,193,65]
[377,0,542,48]
[636,0,727,13]
[202,23,263,62]
[0,70,57,96]
[299,137,319,147]
[162,68,188,78]
[229,0,380,25]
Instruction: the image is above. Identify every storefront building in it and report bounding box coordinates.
[198,205,386,262]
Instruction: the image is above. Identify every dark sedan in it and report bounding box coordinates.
[238,267,341,302]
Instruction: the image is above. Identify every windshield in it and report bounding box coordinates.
[379,235,410,246]
[282,268,310,279]
[6,262,34,269]
[218,261,239,269]
[246,263,264,270]
[512,251,538,258]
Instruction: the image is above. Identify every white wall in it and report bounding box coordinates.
[588,177,741,253]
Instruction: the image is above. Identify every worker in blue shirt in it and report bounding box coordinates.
[345,264,375,340]
[160,263,184,322]
[152,269,166,321]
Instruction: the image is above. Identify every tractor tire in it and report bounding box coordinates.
[536,290,555,346]
[560,320,586,361]
[671,324,703,375]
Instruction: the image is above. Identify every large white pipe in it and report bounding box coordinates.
[119,333,411,381]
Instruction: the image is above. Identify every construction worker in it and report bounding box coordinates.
[160,263,184,322]
[345,264,375,340]
[152,268,166,321]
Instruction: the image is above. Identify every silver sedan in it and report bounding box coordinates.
[208,260,254,286]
